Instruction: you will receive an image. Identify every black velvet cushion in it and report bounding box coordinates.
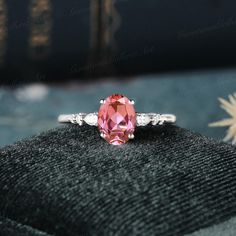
[0,125,236,236]
[0,216,50,236]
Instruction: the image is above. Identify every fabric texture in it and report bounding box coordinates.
[0,216,51,236]
[0,125,236,236]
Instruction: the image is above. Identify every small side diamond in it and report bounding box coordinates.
[136,113,151,126]
[75,113,84,126]
[84,113,98,126]
[69,114,77,124]
[151,113,161,125]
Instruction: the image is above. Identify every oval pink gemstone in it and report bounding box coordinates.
[98,94,136,145]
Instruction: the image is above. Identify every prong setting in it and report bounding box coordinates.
[128,134,134,139]
[129,99,135,105]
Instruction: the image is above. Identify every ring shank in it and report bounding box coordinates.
[58,114,74,123]
[160,114,176,123]
[58,113,176,126]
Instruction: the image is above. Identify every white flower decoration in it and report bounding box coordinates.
[209,93,236,145]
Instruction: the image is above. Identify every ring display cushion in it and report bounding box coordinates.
[0,125,236,236]
[0,216,50,236]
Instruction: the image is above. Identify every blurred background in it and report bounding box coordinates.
[1,0,236,147]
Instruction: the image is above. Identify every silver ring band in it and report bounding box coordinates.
[58,113,176,127]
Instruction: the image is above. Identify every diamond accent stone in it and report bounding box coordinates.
[98,94,136,145]
[84,113,98,126]
[75,113,84,126]
[136,113,151,126]
[69,114,77,124]
[150,113,161,125]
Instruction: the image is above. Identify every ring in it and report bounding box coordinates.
[58,94,176,145]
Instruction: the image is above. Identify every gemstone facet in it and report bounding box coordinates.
[98,94,136,145]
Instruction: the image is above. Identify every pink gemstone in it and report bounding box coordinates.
[98,94,136,145]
